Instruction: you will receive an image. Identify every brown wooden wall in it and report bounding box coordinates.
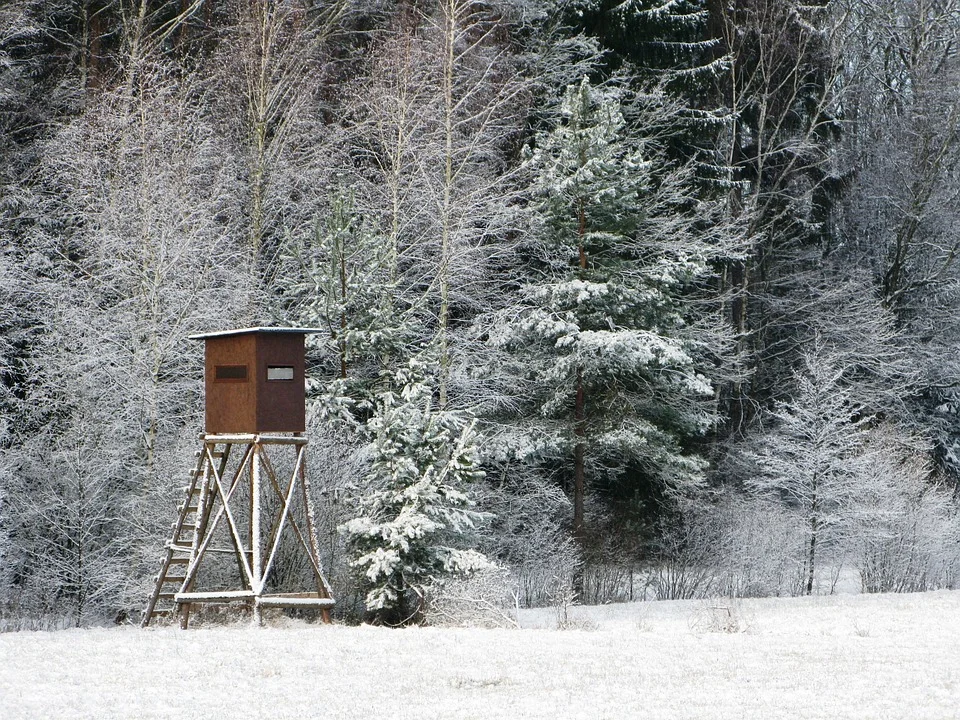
[205,334,256,433]
[255,333,306,432]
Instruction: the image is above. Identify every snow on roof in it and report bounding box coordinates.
[188,327,325,340]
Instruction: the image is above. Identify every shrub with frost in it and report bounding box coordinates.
[853,426,960,593]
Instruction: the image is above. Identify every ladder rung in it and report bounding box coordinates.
[155,574,182,586]
[168,558,189,565]
[167,542,193,551]
[158,593,177,600]
[163,576,186,584]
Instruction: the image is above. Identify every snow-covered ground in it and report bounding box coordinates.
[2,590,959,719]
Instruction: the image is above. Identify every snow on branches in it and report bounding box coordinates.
[341,358,492,623]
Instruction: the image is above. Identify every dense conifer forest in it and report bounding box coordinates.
[3,0,960,626]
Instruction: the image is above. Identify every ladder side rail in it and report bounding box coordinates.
[178,441,233,629]
[187,441,232,579]
[177,447,212,630]
[143,545,177,627]
[142,448,209,627]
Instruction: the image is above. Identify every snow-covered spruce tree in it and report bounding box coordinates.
[341,358,490,625]
[487,77,716,552]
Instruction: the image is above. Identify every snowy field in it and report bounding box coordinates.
[3,590,960,719]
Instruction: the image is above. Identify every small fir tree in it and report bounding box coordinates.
[341,358,491,624]
[282,190,413,391]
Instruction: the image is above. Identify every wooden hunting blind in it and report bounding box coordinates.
[142,327,334,629]
[195,327,319,434]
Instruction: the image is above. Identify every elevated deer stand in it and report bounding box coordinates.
[142,328,334,628]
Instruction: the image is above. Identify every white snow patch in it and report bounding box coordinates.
[2,591,960,719]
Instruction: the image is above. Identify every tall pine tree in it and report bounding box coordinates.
[488,77,718,555]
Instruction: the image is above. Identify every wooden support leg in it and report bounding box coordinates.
[251,444,263,627]
[179,602,191,629]
[299,446,333,623]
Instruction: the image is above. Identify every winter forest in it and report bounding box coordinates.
[3,0,960,629]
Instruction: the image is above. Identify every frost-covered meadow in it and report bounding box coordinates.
[3,590,959,720]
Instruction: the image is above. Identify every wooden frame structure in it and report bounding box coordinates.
[142,433,334,627]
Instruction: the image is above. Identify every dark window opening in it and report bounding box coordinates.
[215,365,248,381]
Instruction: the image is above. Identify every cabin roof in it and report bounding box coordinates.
[188,327,325,341]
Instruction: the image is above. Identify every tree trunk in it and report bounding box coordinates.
[339,241,348,379]
[84,2,104,95]
[572,188,589,588]
[437,0,457,409]
[806,502,819,596]
[806,523,817,596]
[573,368,586,542]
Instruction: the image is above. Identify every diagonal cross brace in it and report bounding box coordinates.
[179,443,256,593]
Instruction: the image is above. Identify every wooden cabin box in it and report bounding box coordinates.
[193,328,315,434]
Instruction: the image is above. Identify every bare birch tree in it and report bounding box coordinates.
[333,0,527,406]
[211,0,345,287]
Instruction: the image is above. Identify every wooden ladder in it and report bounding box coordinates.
[141,446,227,626]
